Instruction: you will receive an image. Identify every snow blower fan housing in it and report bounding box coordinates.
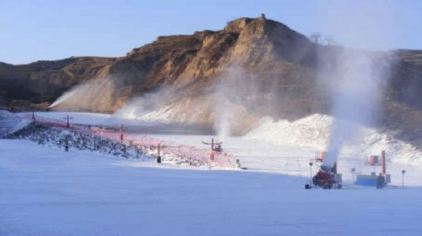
[306,163,342,189]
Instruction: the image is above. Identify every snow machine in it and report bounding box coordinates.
[305,164,342,189]
[202,138,223,153]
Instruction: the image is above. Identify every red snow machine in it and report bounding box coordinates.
[305,163,342,189]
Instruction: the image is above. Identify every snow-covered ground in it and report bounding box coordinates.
[7,111,422,186]
[2,139,422,236]
[0,111,32,137]
[245,114,422,167]
[2,111,422,235]
[149,133,422,186]
[16,111,163,127]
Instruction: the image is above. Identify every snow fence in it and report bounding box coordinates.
[19,113,236,169]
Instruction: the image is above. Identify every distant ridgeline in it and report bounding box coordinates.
[0,16,421,141]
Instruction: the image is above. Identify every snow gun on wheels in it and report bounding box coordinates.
[305,163,342,189]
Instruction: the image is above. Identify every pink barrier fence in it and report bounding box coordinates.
[20,113,69,128]
[89,127,236,168]
[21,113,236,169]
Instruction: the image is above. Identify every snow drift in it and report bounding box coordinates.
[0,110,32,137]
[245,114,422,166]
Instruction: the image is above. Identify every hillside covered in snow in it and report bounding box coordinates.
[245,114,422,166]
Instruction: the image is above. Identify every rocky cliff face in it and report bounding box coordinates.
[103,16,324,133]
[0,57,114,110]
[1,16,422,138]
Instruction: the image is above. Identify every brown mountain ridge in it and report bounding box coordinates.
[1,15,422,140]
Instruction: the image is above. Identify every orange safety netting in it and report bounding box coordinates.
[23,114,236,168]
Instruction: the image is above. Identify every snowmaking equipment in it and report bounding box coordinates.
[305,151,342,189]
[202,138,223,152]
[305,162,342,189]
[202,138,223,161]
[355,150,391,188]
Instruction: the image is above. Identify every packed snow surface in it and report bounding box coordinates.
[0,110,31,136]
[2,112,422,235]
[245,114,422,166]
[2,139,422,236]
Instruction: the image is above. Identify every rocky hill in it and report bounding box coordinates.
[1,15,422,140]
[0,57,114,110]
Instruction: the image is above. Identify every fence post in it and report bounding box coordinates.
[66,115,70,128]
[64,136,69,152]
[157,143,161,164]
[402,169,406,188]
[120,125,124,144]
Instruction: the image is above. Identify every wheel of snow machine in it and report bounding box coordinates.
[305,184,312,189]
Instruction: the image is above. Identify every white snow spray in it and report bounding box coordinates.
[317,1,397,167]
[323,51,384,167]
[49,78,115,111]
[49,89,78,108]
[215,107,230,141]
[212,65,255,140]
[113,87,173,120]
[213,76,233,141]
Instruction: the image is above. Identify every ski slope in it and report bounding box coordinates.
[1,139,422,235]
[245,114,422,167]
[149,133,422,186]
[7,111,422,185]
[0,111,31,137]
[2,111,422,235]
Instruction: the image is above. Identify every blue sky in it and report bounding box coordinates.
[1,0,421,64]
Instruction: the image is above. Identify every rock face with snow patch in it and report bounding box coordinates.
[0,58,114,111]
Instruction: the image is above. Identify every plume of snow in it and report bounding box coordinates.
[315,2,397,168]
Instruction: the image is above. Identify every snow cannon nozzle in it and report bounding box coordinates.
[307,162,342,189]
[320,163,337,174]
